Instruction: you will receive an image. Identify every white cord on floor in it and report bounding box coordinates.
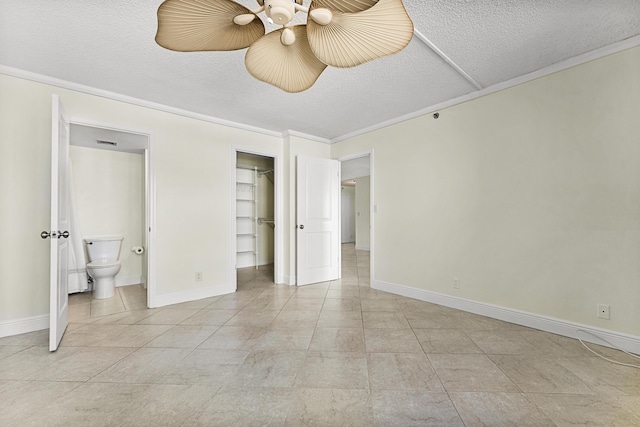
[576,329,640,369]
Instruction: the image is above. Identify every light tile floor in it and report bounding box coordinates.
[1,244,639,426]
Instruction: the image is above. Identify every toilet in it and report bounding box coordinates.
[84,236,123,299]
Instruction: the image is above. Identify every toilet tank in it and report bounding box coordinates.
[84,236,123,261]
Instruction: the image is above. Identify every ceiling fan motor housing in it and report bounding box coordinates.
[263,0,299,25]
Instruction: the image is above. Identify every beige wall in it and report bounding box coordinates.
[0,76,51,321]
[0,73,283,324]
[331,46,640,336]
[355,175,370,250]
[0,73,334,327]
[341,185,356,243]
[69,146,144,283]
[2,46,638,340]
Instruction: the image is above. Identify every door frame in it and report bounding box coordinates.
[230,145,284,288]
[336,149,375,284]
[67,119,156,307]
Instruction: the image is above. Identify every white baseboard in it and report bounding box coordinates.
[0,315,49,339]
[237,262,275,270]
[372,279,640,355]
[283,275,296,286]
[355,245,370,251]
[150,283,236,308]
[116,275,144,287]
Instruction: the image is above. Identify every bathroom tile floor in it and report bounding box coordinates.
[1,244,640,425]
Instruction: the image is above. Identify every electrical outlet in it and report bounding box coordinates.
[597,304,610,319]
[453,278,460,289]
[195,272,203,282]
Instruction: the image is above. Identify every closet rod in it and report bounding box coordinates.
[237,164,271,173]
[258,218,275,229]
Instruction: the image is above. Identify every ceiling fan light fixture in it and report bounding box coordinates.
[155,0,413,91]
[281,28,296,46]
[233,13,257,26]
[309,8,332,26]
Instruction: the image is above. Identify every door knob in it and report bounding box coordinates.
[41,230,69,239]
[299,225,304,229]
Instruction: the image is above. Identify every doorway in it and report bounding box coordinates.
[236,152,276,284]
[68,123,151,312]
[339,152,373,282]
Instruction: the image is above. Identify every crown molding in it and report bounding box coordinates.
[3,33,639,147]
[283,129,332,144]
[330,35,640,144]
[0,65,284,139]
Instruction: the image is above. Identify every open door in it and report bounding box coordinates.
[47,95,70,351]
[296,155,340,286]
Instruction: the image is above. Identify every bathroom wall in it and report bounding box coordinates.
[69,145,144,286]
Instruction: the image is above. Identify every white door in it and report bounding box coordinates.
[48,95,70,351]
[296,155,340,286]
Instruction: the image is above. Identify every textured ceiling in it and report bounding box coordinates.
[1,1,639,142]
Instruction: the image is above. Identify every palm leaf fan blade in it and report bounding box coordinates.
[156,0,265,51]
[311,0,378,14]
[245,26,327,93]
[307,0,414,68]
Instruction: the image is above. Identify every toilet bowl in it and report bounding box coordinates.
[87,259,121,299]
[84,236,123,300]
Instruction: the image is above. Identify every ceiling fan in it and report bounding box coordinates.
[155,0,414,92]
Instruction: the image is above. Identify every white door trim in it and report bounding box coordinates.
[230,145,284,287]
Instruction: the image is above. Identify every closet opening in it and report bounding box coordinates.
[236,152,276,284]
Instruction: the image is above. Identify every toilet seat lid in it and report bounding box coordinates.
[87,259,120,268]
